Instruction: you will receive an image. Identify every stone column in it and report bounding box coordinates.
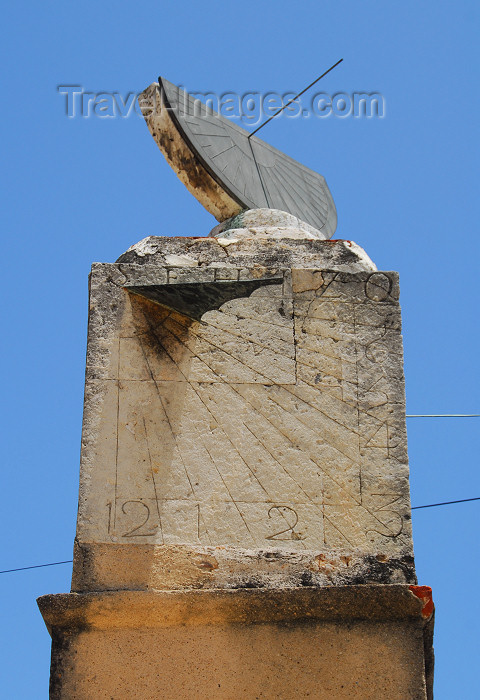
[38,234,434,699]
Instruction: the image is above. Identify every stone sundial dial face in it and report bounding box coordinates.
[138,77,337,238]
[77,262,412,558]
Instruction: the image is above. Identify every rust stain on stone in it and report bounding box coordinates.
[409,585,434,619]
[196,556,219,572]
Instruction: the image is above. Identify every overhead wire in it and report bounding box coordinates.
[1,411,476,574]
[411,496,480,510]
[0,560,73,574]
[1,497,479,574]
[406,414,479,418]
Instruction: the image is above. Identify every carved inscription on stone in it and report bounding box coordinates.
[78,265,412,556]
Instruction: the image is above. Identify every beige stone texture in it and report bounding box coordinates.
[72,238,415,591]
[38,586,433,700]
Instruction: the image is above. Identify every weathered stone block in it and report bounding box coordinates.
[38,586,433,700]
[73,237,415,591]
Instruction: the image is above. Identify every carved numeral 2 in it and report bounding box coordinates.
[266,506,305,541]
[121,500,157,538]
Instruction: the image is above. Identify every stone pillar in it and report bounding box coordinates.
[38,235,434,699]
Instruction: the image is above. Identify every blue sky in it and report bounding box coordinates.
[1,1,479,697]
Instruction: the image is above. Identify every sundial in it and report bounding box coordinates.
[40,64,432,700]
[138,77,337,238]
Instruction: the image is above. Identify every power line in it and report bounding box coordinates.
[0,560,73,574]
[406,414,479,418]
[2,494,480,575]
[411,496,480,510]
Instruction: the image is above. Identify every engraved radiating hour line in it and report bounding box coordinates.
[154,328,334,548]
[266,162,317,217]
[136,347,214,546]
[171,313,360,448]
[151,318,313,502]
[296,298,402,428]
[263,166,315,220]
[260,175,292,221]
[240,419,328,525]
[236,154,254,200]
[233,385,360,506]
[187,385,274,503]
[164,316,276,384]
[286,160,329,205]
[322,486,327,545]
[283,384,361,441]
[228,158,242,192]
[246,385,406,541]
[183,115,227,131]
[244,307,405,538]
[298,315,401,334]
[296,292,408,536]
[113,336,121,530]
[175,388,258,544]
[293,348,351,374]
[197,317,294,359]
[182,308,348,428]
[294,358,402,452]
[197,385,309,516]
[165,316,295,391]
[218,160,231,174]
[231,386,353,546]
[136,332,197,504]
[208,308,293,331]
[282,160,328,206]
[248,139,270,207]
[273,167,328,221]
[162,320,361,516]
[294,294,408,539]
[203,383,320,507]
[183,118,230,135]
[210,144,236,158]
[198,307,294,351]
[167,292,293,354]
[269,161,328,224]
[164,317,393,545]
[142,416,165,544]
[207,314,357,440]
[138,291,406,543]
[135,328,199,500]
[138,310,274,541]
[295,352,354,379]
[184,124,231,136]
[146,320,278,503]
[171,312,354,455]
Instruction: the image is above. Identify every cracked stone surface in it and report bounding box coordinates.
[118,235,377,273]
[73,236,414,591]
